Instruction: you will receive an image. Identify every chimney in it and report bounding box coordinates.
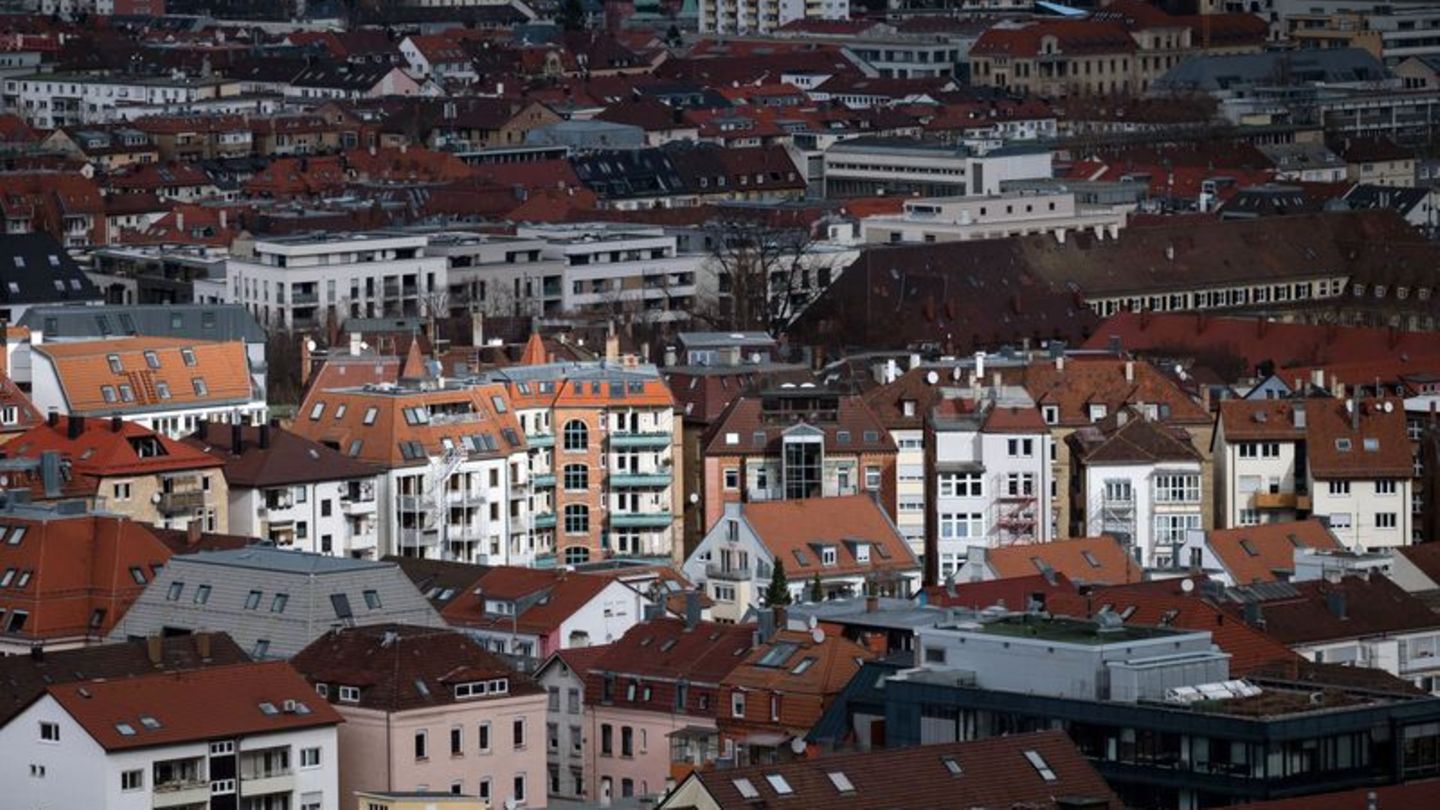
[258,423,271,449]
[196,420,208,440]
[1293,402,1306,429]
[470,310,484,347]
[146,635,163,666]
[231,421,243,453]
[186,518,202,546]
[219,209,227,231]
[772,604,788,629]
[175,211,184,233]
[604,328,620,363]
[40,451,61,499]
[299,339,313,388]
[349,332,362,356]
[28,644,42,662]
[866,593,879,613]
[66,415,84,440]
[46,410,57,428]
[1124,360,1135,383]
[1325,589,1347,620]
[683,590,701,630]
[109,416,121,433]
[0,319,8,379]
[1055,354,1065,372]
[1312,368,1325,390]
[1351,397,1360,432]
[197,632,212,661]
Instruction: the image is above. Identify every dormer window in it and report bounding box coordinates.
[854,543,870,563]
[902,400,916,417]
[1089,404,1107,422]
[820,546,837,566]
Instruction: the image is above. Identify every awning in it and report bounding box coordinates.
[667,725,718,740]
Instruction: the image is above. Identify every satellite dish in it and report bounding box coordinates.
[688,492,699,505]
[150,492,162,504]
[806,614,818,630]
[925,370,939,385]
[1180,578,1195,594]
[0,474,8,487]
[790,736,807,755]
[359,341,370,352]
[811,627,825,644]
[305,339,317,352]
[1384,401,1395,413]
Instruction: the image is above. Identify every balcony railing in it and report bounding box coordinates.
[609,432,672,449]
[1253,491,1310,510]
[610,511,674,529]
[705,562,751,581]
[157,490,206,515]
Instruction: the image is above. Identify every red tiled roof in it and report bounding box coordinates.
[1221,575,1440,645]
[588,617,754,685]
[972,20,1136,57]
[1206,519,1340,585]
[924,572,1076,611]
[45,661,341,751]
[737,495,919,579]
[982,536,1142,585]
[440,568,614,637]
[10,416,223,478]
[1231,780,1440,809]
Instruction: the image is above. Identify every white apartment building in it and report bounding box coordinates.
[226,232,449,331]
[1215,398,1414,550]
[699,0,849,35]
[862,190,1129,245]
[0,662,341,810]
[425,231,565,319]
[1,72,242,129]
[823,137,1053,199]
[518,225,705,324]
[536,650,592,801]
[932,389,1053,577]
[1068,413,1204,568]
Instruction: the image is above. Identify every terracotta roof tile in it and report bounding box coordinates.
[588,617,754,685]
[33,337,254,416]
[182,423,380,488]
[440,567,613,636]
[982,535,1142,585]
[736,495,919,580]
[1222,575,1440,644]
[10,416,223,478]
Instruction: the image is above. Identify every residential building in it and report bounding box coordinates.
[0,497,181,653]
[822,137,1053,199]
[292,624,549,807]
[814,612,1440,808]
[225,232,450,331]
[931,392,1054,570]
[285,63,424,100]
[1332,137,1416,187]
[860,364,947,555]
[0,234,101,320]
[356,794,488,810]
[0,174,108,248]
[684,496,920,622]
[512,225,705,324]
[955,535,1143,586]
[27,337,265,439]
[584,617,756,803]
[0,661,342,810]
[861,189,1129,244]
[487,358,682,565]
[716,626,872,767]
[1067,412,1205,568]
[535,645,610,801]
[107,547,445,659]
[183,422,384,558]
[1174,519,1342,585]
[1220,574,1440,693]
[423,231,564,318]
[659,730,1121,809]
[698,0,849,35]
[0,632,250,723]
[9,414,229,532]
[440,567,653,663]
[0,71,243,129]
[1213,398,1414,548]
[1343,184,1440,232]
[701,386,897,532]
[290,381,531,565]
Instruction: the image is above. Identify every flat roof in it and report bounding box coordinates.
[958,614,1195,645]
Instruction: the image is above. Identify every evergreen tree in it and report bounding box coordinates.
[809,573,824,602]
[764,559,792,606]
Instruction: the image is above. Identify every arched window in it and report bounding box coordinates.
[563,420,589,451]
[563,464,589,492]
[564,504,589,535]
[564,546,591,565]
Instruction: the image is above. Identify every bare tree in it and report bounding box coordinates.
[696,214,825,336]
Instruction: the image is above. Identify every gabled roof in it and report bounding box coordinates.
[982,536,1141,585]
[44,661,341,751]
[721,628,872,731]
[1304,397,1411,479]
[1008,357,1210,427]
[10,416,222,479]
[20,304,265,344]
[32,337,254,417]
[704,390,895,456]
[686,729,1120,809]
[0,234,98,304]
[734,495,919,580]
[0,632,248,725]
[1222,575,1440,644]
[387,555,488,609]
[1205,519,1341,585]
[1069,413,1202,465]
[291,623,540,713]
[440,567,617,636]
[589,617,754,684]
[182,423,380,488]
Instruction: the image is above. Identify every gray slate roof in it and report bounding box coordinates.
[1153,48,1389,93]
[20,303,266,344]
[107,547,444,659]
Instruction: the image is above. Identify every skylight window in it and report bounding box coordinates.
[757,641,799,668]
[765,775,793,795]
[258,702,279,716]
[791,657,817,675]
[733,778,759,799]
[115,723,136,736]
[1024,750,1057,782]
[942,756,962,776]
[139,715,161,730]
[827,771,855,793]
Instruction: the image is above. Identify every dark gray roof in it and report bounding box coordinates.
[0,234,99,306]
[1153,48,1389,92]
[20,304,265,343]
[1344,184,1432,215]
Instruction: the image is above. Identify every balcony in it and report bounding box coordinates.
[534,512,557,530]
[289,290,318,305]
[398,527,441,547]
[1253,491,1310,510]
[705,562,751,581]
[152,778,209,808]
[609,432,672,449]
[340,496,376,515]
[532,473,556,488]
[527,433,554,448]
[238,772,294,798]
[157,490,206,515]
[610,511,674,529]
[610,472,672,488]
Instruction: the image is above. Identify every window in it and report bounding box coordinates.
[564,504,589,535]
[865,465,881,490]
[563,420,588,451]
[514,774,527,804]
[244,590,262,610]
[270,593,288,613]
[1328,513,1353,530]
[1154,474,1200,503]
[1377,479,1398,495]
[1007,438,1035,457]
[451,726,463,756]
[107,354,123,373]
[514,717,526,749]
[39,721,58,742]
[939,512,983,540]
[300,747,320,768]
[415,730,428,760]
[1378,512,1398,529]
[601,723,613,756]
[939,472,982,497]
[621,725,634,756]
[121,769,143,791]
[479,722,491,752]
[129,566,146,585]
[766,774,794,795]
[362,407,378,425]
[363,589,382,609]
[112,481,131,501]
[194,584,211,604]
[1154,514,1201,548]
[339,685,360,703]
[1024,750,1057,782]
[143,350,160,369]
[180,347,196,366]
[547,721,558,751]
[1329,481,1351,496]
[166,581,184,601]
[731,690,746,717]
[564,464,589,491]
[723,467,739,490]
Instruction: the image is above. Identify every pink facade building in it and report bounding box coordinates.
[291,623,549,807]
